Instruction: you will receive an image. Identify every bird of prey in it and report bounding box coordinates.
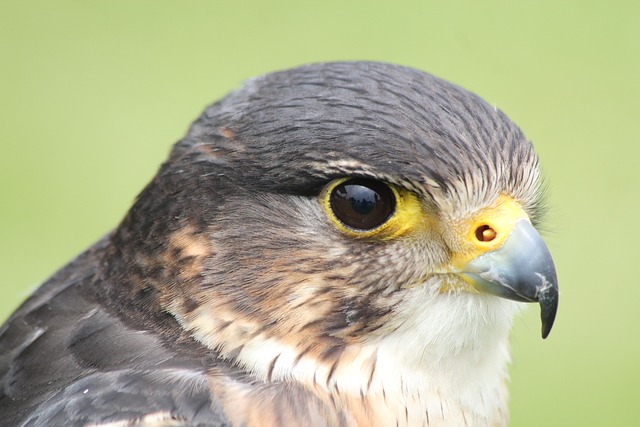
[0,62,558,427]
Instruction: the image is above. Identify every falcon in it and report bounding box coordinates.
[0,62,558,426]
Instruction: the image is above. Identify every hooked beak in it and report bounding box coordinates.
[460,219,559,338]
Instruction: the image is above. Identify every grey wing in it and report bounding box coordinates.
[0,240,230,426]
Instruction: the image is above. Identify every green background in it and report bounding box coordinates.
[1,1,638,425]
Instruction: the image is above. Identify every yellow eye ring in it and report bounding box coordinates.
[321,178,423,240]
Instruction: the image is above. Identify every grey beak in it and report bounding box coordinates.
[461,219,559,338]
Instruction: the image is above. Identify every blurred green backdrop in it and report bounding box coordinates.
[1,1,638,426]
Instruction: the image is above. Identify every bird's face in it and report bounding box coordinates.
[115,63,557,384]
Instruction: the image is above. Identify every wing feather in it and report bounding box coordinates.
[0,239,229,426]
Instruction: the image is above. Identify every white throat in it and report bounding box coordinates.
[179,283,521,426]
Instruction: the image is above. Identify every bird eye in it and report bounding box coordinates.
[329,179,396,231]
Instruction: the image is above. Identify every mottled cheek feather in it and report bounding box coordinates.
[157,226,213,311]
[168,227,211,259]
[168,270,352,362]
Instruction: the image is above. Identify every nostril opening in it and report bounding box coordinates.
[475,225,497,242]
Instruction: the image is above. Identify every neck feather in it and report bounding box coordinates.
[174,285,520,426]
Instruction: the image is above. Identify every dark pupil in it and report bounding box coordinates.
[330,179,395,230]
[346,186,377,214]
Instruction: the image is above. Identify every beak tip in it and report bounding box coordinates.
[539,285,559,339]
[541,324,552,340]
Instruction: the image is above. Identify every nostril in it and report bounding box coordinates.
[475,225,497,242]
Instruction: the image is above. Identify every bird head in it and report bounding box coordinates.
[107,62,557,390]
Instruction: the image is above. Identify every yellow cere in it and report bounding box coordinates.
[322,179,427,240]
[448,194,529,271]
